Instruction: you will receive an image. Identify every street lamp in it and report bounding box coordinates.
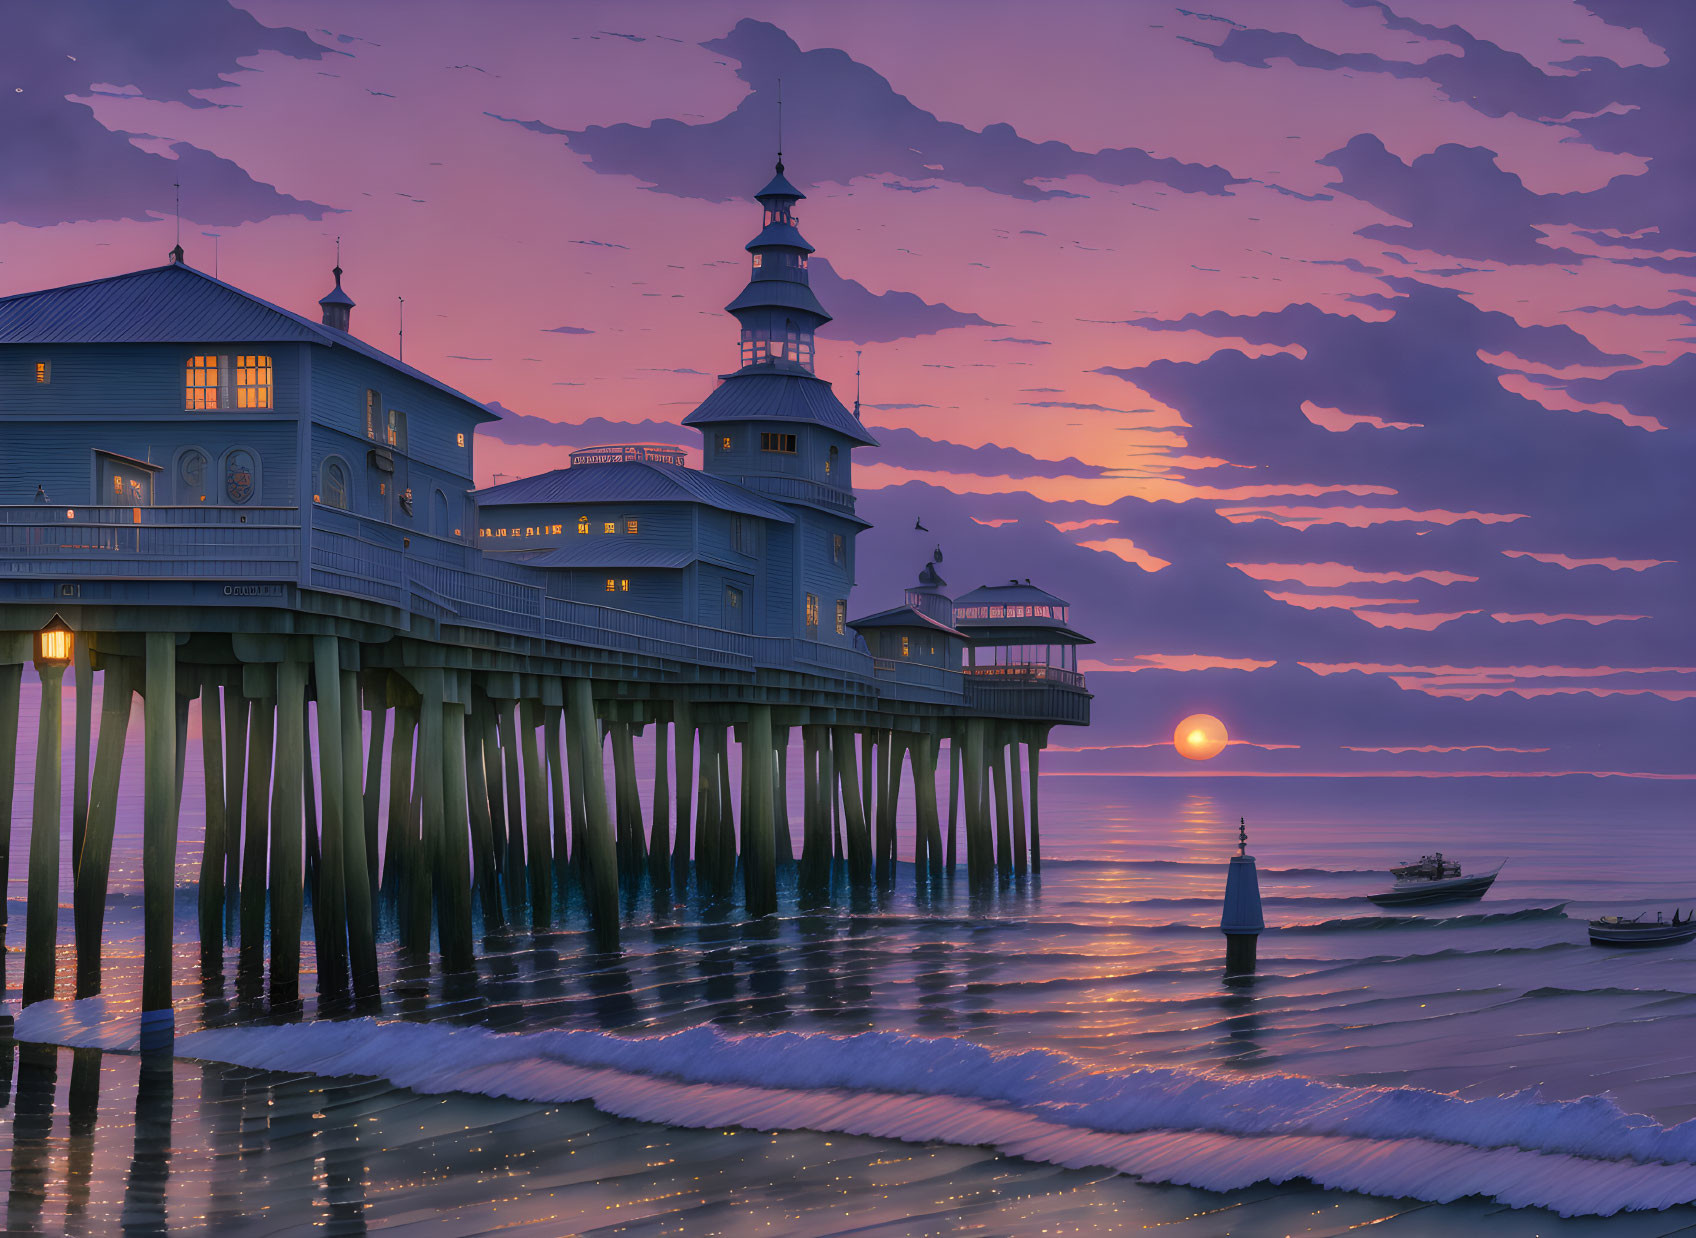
[35,614,73,668]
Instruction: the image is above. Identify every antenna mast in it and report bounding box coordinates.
[776,77,783,170]
[397,295,405,362]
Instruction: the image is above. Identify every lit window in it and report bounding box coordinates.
[185,355,221,410]
[760,432,797,453]
[34,361,49,384]
[832,533,845,565]
[365,390,381,440]
[720,435,732,452]
[901,636,910,658]
[620,578,630,591]
[835,600,846,636]
[605,578,616,592]
[826,445,838,476]
[603,521,616,535]
[799,255,808,270]
[805,593,819,637]
[725,585,744,625]
[235,355,272,409]
[752,254,763,269]
[386,408,408,451]
[577,515,589,534]
[626,518,638,534]
[456,432,466,448]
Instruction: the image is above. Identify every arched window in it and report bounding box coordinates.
[174,447,209,503]
[222,447,260,505]
[320,457,350,509]
[432,488,448,535]
[577,514,589,534]
[365,390,381,440]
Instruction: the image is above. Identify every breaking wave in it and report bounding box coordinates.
[16,1001,1696,1216]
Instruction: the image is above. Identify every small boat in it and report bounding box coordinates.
[1589,911,1696,948]
[1368,856,1501,908]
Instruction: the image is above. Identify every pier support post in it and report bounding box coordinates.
[650,718,671,889]
[197,678,226,972]
[743,706,776,916]
[23,652,67,1006]
[72,640,93,876]
[773,726,793,867]
[946,735,961,872]
[799,725,828,887]
[609,721,643,882]
[238,675,275,978]
[439,692,475,972]
[874,730,894,883]
[567,679,617,949]
[991,729,1012,879]
[1028,729,1044,873]
[74,658,132,997]
[671,704,693,888]
[221,681,247,935]
[963,719,991,885]
[311,638,349,995]
[715,729,736,893]
[497,700,527,911]
[140,632,179,1048]
[832,727,872,884]
[464,704,503,930]
[518,697,553,927]
[545,703,570,892]
[415,668,445,958]
[339,666,378,997]
[695,725,719,894]
[917,735,944,878]
[268,656,306,1009]
[0,658,20,1010]
[1010,735,1028,877]
[362,693,386,911]
[383,701,417,913]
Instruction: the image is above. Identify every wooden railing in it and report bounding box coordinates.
[0,505,1083,721]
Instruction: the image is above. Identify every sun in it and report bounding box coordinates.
[1174,713,1228,761]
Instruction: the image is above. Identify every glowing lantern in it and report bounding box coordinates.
[36,615,73,668]
[1174,713,1227,761]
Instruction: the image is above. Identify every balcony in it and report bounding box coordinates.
[735,474,857,515]
[963,662,1086,691]
[0,504,299,579]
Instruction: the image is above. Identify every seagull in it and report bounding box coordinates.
[914,517,928,531]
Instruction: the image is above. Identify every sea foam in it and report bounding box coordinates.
[15,1000,1696,1217]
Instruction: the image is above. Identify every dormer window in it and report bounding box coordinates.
[760,432,797,454]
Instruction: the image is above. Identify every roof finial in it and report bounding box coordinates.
[775,76,784,174]
[169,180,183,264]
[334,235,342,281]
[1238,817,1248,857]
[397,295,405,362]
[854,348,862,416]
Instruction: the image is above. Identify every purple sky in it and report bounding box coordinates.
[5,1,1691,780]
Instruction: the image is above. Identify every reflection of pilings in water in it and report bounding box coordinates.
[197,675,227,973]
[140,631,179,1044]
[23,650,66,1006]
[0,659,20,1012]
[66,1046,101,1235]
[6,1042,56,1235]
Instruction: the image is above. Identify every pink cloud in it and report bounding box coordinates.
[1076,538,1170,571]
[1085,653,1277,674]
[1218,506,1527,529]
[1503,550,1675,571]
[1048,518,1116,532]
[1353,609,1483,630]
[1265,590,1420,611]
[1490,612,1648,625]
[969,516,1017,527]
[1231,561,1478,587]
[1299,400,1420,431]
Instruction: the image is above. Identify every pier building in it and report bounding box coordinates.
[0,155,1091,1043]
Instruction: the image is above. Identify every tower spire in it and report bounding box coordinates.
[854,349,862,417]
[318,236,355,331]
[169,180,184,264]
[776,77,784,173]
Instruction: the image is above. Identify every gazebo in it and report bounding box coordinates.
[953,580,1092,688]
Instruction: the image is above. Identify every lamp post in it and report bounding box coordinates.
[23,617,73,1005]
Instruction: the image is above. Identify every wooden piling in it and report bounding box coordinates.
[799,725,827,886]
[567,678,617,949]
[947,736,961,871]
[518,697,553,926]
[22,654,67,1006]
[694,724,717,892]
[311,638,349,994]
[963,719,991,884]
[238,691,274,976]
[0,660,20,1006]
[715,729,736,893]
[74,658,132,997]
[339,666,378,996]
[463,706,503,930]
[363,695,386,909]
[650,718,671,889]
[743,706,776,916]
[773,726,793,866]
[1010,735,1028,876]
[197,679,226,970]
[916,735,944,878]
[832,727,873,884]
[140,631,179,1036]
[72,640,93,874]
[221,681,247,935]
[497,700,527,909]
[383,703,417,913]
[671,703,693,887]
[415,667,445,957]
[880,733,903,879]
[609,721,643,880]
[991,730,1012,879]
[439,694,475,971]
[268,657,306,1008]
[1028,732,1043,873]
[544,704,569,889]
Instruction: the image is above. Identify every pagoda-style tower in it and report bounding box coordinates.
[684,158,877,644]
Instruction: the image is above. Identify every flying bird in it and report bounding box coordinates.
[914,518,928,532]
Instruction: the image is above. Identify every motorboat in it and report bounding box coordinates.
[1588,911,1696,948]
[1368,856,1501,908]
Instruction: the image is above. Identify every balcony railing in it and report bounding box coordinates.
[964,663,1087,690]
[733,474,857,514]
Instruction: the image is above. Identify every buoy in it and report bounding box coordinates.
[1220,817,1264,974]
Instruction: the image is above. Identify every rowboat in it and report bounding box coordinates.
[1589,912,1696,948]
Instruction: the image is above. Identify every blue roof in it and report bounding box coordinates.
[726,278,830,322]
[957,582,1071,608]
[756,169,804,200]
[475,459,796,522]
[745,222,813,253]
[319,269,354,308]
[682,372,878,446]
[849,604,963,638]
[0,262,497,422]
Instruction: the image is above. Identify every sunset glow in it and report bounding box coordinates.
[1174,713,1228,761]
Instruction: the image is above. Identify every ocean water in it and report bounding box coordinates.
[4,725,1696,1232]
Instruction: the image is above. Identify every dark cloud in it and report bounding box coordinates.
[811,257,995,344]
[483,406,697,450]
[861,427,1104,481]
[494,19,1240,203]
[543,325,595,335]
[1,0,333,227]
